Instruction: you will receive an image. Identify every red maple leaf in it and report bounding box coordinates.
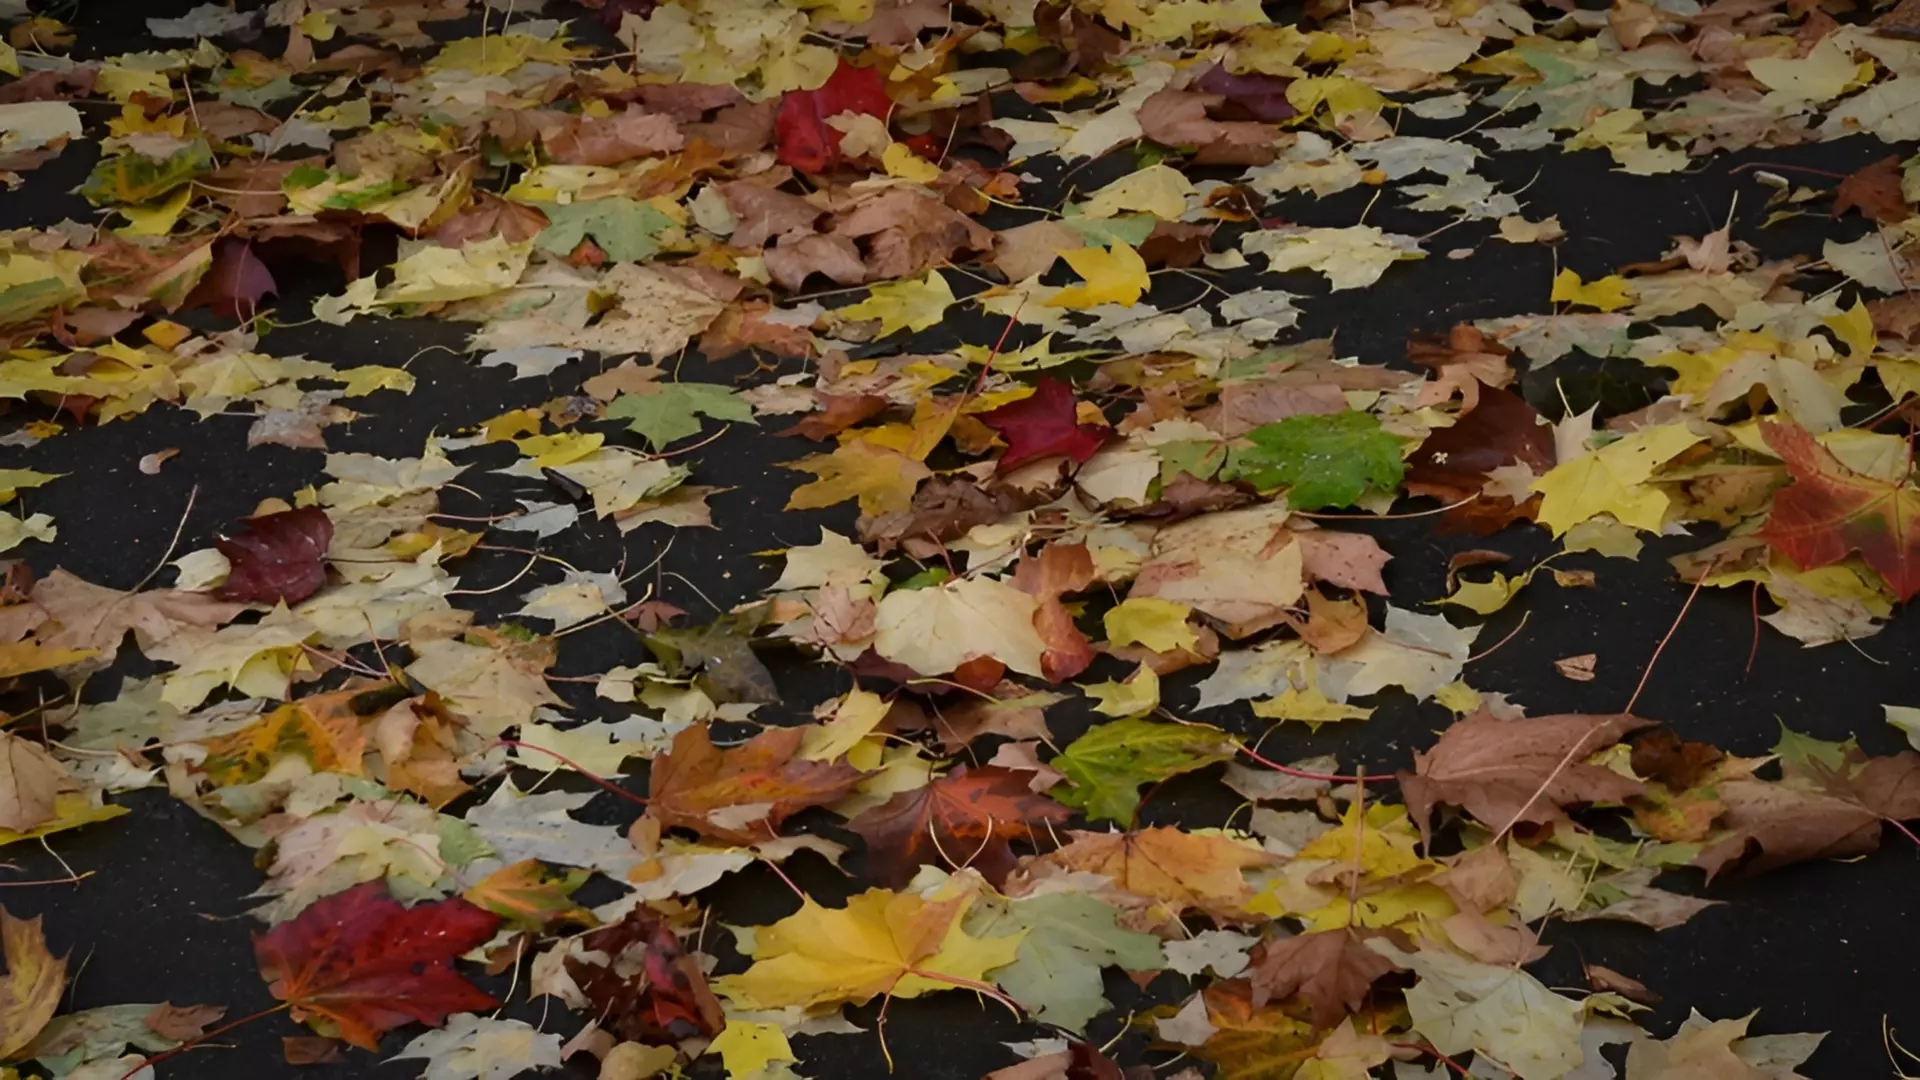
[253,881,501,1050]
[978,378,1111,471]
[775,59,893,174]
[849,765,1071,887]
[1760,421,1920,601]
[646,723,864,844]
[215,506,334,604]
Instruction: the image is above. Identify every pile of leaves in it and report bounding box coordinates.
[4,0,1920,1076]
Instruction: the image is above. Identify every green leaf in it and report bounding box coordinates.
[605,384,756,449]
[965,892,1164,1031]
[1051,716,1238,824]
[535,198,676,263]
[1224,411,1406,510]
[80,141,213,206]
[1060,213,1158,248]
[283,164,329,189]
[1772,723,1853,773]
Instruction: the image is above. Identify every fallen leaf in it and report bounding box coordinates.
[978,379,1112,470]
[0,908,65,1058]
[253,881,500,1050]
[1399,711,1653,843]
[647,723,864,844]
[213,507,334,605]
[1760,421,1920,601]
[850,765,1071,887]
[1050,716,1238,824]
[1246,930,1401,1029]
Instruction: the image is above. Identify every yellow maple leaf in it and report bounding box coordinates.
[0,641,93,680]
[784,442,931,516]
[1103,597,1199,653]
[713,884,1023,1009]
[1549,269,1635,312]
[1249,687,1372,728]
[1085,663,1161,717]
[0,909,64,1058]
[1046,244,1150,309]
[708,1020,798,1078]
[882,142,943,183]
[1531,423,1704,536]
[838,270,956,338]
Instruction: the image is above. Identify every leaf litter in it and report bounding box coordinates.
[4,0,1920,1077]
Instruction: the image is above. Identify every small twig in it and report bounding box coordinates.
[120,1002,291,1079]
[1623,557,1720,714]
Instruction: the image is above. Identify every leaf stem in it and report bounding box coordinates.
[488,739,649,806]
[120,1002,291,1079]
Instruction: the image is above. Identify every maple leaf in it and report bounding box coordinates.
[647,723,863,844]
[1045,244,1150,308]
[1371,939,1584,1080]
[1020,827,1274,922]
[978,379,1112,471]
[0,730,80,836]
[253,881,500,1050]
[197,691,369,786]
[606,383,756,449]
[0,907,65,1058]
[1759,421,1920,601]
[872,575,1051,679]
[1224,412,1405,510]
[1245,930,1401,1029]
[785,441,931,516]
[850,765,1072,887]
[1399,711,1654,843]
[460,860,594,931]
[1174,982,1317,1079]
[214,507,334,605]
[391,1014,563,1080]
[713,880,1023,1009]
[534,197,675,262]
[1624,1010,1824,1080]
[776,59,891,173]
[1693,732,1920,879]
[1051,717,1239,824]
[1405,383,1555,532]
[564,906,723,1043]
[965,892,1163,1031]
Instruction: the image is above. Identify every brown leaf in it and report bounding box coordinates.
[1279,589,1369,653]
[144,1002,226,1041]
[1586,963,1660,1004]
[1015,827,1275,923]
[431,192,550,248]
[1554,653,1597,681]
[701,300,817,362]
[720,181,826,249]
[765,233,868,291]
[1436,844,1517,913]
[1834,155,1912,224]
[541,106,685,166]
[832,188,994,281]
[1399,711,1654,843]
[1630,729,1724,791]
[1135,89,1279,165]
[1245,930,1402,1028]
[993,220,1082,281]
[0,732,76,832]
[283,1035,345,1064]
[646,724,864,844]
[850,765,1071,887]
[1405,383,1555,534]
[778,394,891,440]
[858,476,1051,555]
[1012,542,1097,682]
[1291,529,1391,595]
[1868,293,1920,343]
[1137,221,1215,269]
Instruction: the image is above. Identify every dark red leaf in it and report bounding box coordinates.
[188,238,277,322]
[978,378,1112,470]
[1194,64,1297,121]
[850,765,1072,887]
[253,881,501,1050]
[775,60,892,173]
[1834,155,1912,224]
[215,506,334,604]
[565,907,724,1043]
[1404,383,1555,534]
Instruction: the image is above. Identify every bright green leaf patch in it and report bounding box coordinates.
[1051,716,1238,824]
[605,384,757,449]
[1224,411,1407,510]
